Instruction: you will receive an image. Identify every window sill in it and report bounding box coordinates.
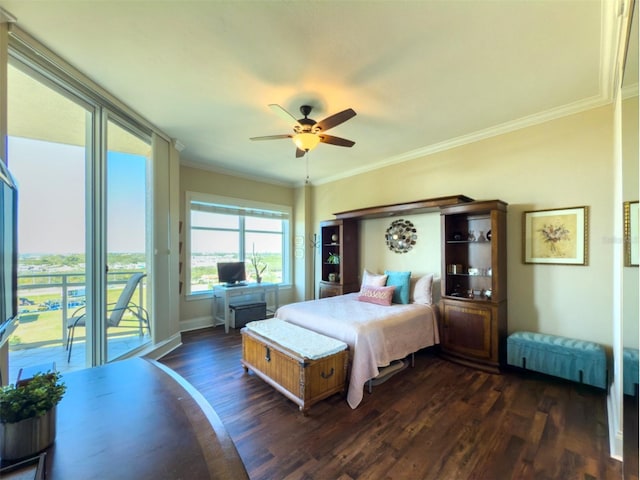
[185,283,291,302]
[185,291,214,302]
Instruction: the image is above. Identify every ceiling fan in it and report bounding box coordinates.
[250,104,356,158]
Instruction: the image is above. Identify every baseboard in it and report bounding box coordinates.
[180,315,215,332]
[607,385,624,461]
[142,332,183,361]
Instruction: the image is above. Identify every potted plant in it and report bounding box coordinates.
[0,371,66,461]
[327,252,340,264]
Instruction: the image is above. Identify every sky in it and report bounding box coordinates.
[190,211,283,254]
[8,137,147,255]
[8,136,281,257]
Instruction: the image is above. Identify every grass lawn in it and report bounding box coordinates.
[11,286,146,349]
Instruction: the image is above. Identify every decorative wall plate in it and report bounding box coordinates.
[385,219,417,253]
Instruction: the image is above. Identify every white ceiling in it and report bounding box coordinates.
[0,1,635,186]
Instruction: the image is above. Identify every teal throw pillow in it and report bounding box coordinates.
[384,270,411,304]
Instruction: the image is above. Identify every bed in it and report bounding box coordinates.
[274,288,439,409]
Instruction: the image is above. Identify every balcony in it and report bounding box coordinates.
[9,271,151,383]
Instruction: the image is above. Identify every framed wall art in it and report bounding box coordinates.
[624,200,638,267]
[522,206,588,265]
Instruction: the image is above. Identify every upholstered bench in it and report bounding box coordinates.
[241,318,348,413]
[507,331,607,389]
[624,347,639,396]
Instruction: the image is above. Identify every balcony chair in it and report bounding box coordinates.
[65,272,150,362]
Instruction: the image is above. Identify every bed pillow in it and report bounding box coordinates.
[411,274,434,305]
[358,285,395,306]
[360,269,388,289]
[384,270,411,304]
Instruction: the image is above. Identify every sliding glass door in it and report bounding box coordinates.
[7,61,91,377]
[6,56,152,380]
[105,118,151,362]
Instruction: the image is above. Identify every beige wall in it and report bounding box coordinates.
[358,213,441,279]
[292,184,316,301]
[312,105,616,346]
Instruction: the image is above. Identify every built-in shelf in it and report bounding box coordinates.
[440,200,508,373]
[319,219,359,299]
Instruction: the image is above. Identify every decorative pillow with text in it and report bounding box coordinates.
[357,285,396,306]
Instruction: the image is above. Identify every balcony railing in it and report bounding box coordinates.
[9,271,150,382]
[15,271,146,349]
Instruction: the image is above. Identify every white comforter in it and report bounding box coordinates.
[275,293,440,409]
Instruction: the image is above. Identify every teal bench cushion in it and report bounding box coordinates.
[623,348,639,396]
[507,331,607,389]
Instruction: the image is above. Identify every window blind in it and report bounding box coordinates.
[190,200,289,220]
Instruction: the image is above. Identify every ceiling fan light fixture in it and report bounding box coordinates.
[251,104,356,157]
[293,132,320,152]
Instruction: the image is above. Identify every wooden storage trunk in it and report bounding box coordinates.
[241,320,348,413]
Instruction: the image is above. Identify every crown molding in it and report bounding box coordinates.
[0,7,16,24]
[600,0,625,101]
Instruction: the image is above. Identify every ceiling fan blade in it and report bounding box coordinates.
[319,134,355,147]
[315,108,356,132]
[269,104,301,126]
[250,134,293,141]
[295,148,306,158]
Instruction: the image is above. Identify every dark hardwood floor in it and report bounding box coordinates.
[160,327,625,480]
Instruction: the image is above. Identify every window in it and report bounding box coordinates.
[187,192,290,295]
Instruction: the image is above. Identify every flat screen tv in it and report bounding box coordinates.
[0,160,18,348]
[217,261,246,286]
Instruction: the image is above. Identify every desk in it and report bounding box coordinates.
[44,358,248,480]
[212,283,279,333]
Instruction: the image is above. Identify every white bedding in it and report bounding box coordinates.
[244,318,348,360]
[275,293,440,409]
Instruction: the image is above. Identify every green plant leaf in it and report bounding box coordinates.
[0,371,66,423]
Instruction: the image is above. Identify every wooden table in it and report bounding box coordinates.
[44,358,248,479]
